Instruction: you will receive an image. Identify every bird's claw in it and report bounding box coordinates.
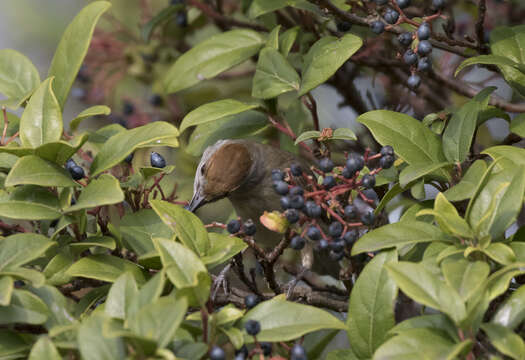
[211,263,232,301]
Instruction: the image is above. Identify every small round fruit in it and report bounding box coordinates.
[329,222,343,237]
[330,239,345,252]
[398,32,413,46]
[379,155,395,169]
[342,166,355,179]
[70,165,85,180]
[123,102,134,115]
[305,201,322,218]
[343,229,359,245]
[384,9,399,24]
[245,319,261,336]
[396,0,410,8]
[65,158,76,170]
[260,342,272,356]
[344,204,357,219]
[361,210,376,225]
[291,344,307,360]
[433,0,445,9]
[244,294,259,309]
[337,21,352,32]
[380,145,394,156]
[124,153,134,164]
[407,74,421,90]
[227,219,241,234]
[417,22,431,40]
[363,189,380,204]
[271,169,285,181]
[319,158,334,173]
[403,49,418,65]
[280,196,292,209]
[236,345,249,358]
[417,57,432,72]
[346,153,365,172]
[150,94,163,107]
[318,239,329,250]
[209,346,225,360]
[290,236,306,250]
[175,11,187,27]
[323,176,336,189]
[243,219,256,236]
[285,209,300,224]
[307,226,321,241]
[289,186,304,196]
[361,174,376,189]
[290,163,302,176]
[418,40,432,56]
[370,21,385,34]
[150,152,166,168]
[290,195,305,209]
[273,180,289,195]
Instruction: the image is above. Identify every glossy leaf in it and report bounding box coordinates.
[201,233,247,269]
[331,128,357,141]
[150,200,209,256]
[295,130,321,145]
[48,1,111,108]
[389,314,459,342]
[252,47,300,99]
[70,105,111,131]
[486,263,525,301]
[0,49,40,108]
[0,276,13,306]
[299,34,362,96]
[0,185,61,220]
[0,289,50,325]
[0,233,54,271]
[19,78,62,148]
[444,160,487,202]
[78,314,126,360]
[399,162,452,188]
[510,113,525,137]
[142,4,183,42]
[248,0,319,18]
[28,336,61,360]
[242,295,346,342]
[483,243,516,265]
[90,121,178,176]
[481,323,525,360]
[280,27,299,57]
[5,155,77,187]
[456,54,525,76]
[104,272,138,320]
[352,221,453,255]
[482,145,525,166]
[492,284,525,330]
[66,254,145,284]
[35,134,89,165]
[441,259,489,302]
[164,29,265,93]
[120,209,173,256]
[347,250,398,358]
[65,174,124,212]
[180,99,259,133]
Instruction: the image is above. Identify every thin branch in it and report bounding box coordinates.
[475,0,488,53]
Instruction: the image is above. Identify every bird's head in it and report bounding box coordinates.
[186,140,253,212]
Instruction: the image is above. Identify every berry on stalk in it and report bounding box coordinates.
[243,219,256,236]
[245,320,261,336]
[379,155,395,169]
[384,9,399,24]
[290,163,302,176]
[273,180,289,195]
[271,169,285,181]
[398,32,413,46]
[396,0,410,8]
[418,40,432,56]
[319,158,334,173]
[362,174,376,189]
[69,165,85,180]
[291,344,308,360]
[209,346,225,360]
[227,219,241,234]
[150,152,166,168]
[305,201,322,218]
[329,222,343,237]
[417,23,431,40]
[407,74,421,90]
[346,153,365,173]
[403,49,418,65]
[371,21,385,34]
[285,209,300,223]
[307,226,321,240]
[323,176,336,189]
[244,294,259,309]
[290,236,306,250]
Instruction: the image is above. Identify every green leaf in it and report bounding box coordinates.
[35,134,89,165]
[150,200,209,256]
[128,296,188,347]
[0,185,61,220]
[389,314,459,342]
[373,328,459,360]
[65,174,124,212]
[441,259,489,302]
[331,128,357,141]
[164,29,265,93]
[280,27,299,58]
[1,268,45,288]
[417,193,473,239]
[386,261,466,324]
[252,47,300,99]
[492,284,525,330]
[483,243,516,265]
[141,4,183,42]
[299,34,362,96]
[0,329,32,357]
[443,87,495,162]
[352,221,453,255]
[481,323,525,360]
[43,253,74,286]
[266,25,281,49]
[48,1,111,108]
[483,145,525,165]
[295,130,321,145]
[326,349,360,360]
[456,55,525,76]
[248,0,319,18]
[242,295,346,342]
[153,238,210,305]
[357,110,449,178]
[90,121,178,176]
[69,236,116,252]
[399,162,452,188]
[0,276,13,306]
[0,49,40,108]
[0,233,54,271]
[444,160,487,202]
[5,155,77,187]
[120,209,173,256]
[28,336,61,360]
[201,233,247,269]
[19,78,62,148]
[104,272,138,320]
[70,105,111,132]
[180,99,259,133]
[485,263,525,301]
[511,242,525,262]
[78,314,126,360]
[510,113,525,137]
[66,254,145,284]
[127,271,165,318]
[347,250,398,358]
[0,289,50,325]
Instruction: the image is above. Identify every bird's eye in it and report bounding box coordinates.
[200,166,205,175]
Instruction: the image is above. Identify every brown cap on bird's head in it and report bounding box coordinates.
[186,141,253,212]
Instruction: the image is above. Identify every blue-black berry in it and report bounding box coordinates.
[337,21,352,32]
[319,158,334,173]
[343,229,359,245]
[418,40,432,56]
[375,0,388,5]
[380,155,395,169]
[433,0,445,9]
[272,169,285,181]
[344,204,357,219]
[305,201,322,218]
[123,102,134,116]
[363,189,379,203]
[398,32,413,46]
[290,236,306,250]
[150,152,166,168]
[396,0,410,8]
[281,196,292,209]
[318,239,329,250]
[417,23,431,40]
[175,11,187,27]
[245,319,261,336]
[273,180,289,195]
[290,163,302,176]
[243,219,256,236]
[403,49,418,65]
[330,239,345,252]
[150,94,163,107]
[346,153,364,173]
[329,222,343,237]
[362,174,376,188]
[417,57,432,72]
[227,219,241,234]
[124,153,134,164]
[371,21,385,34]
[65,159,76,170]
[342,166,355,179]
[323,176,336,189]
[361,210,376,225]
[285,209,300,223]
[407,74,421,90]
[245,294,259,309]
[384,9,399,24]
[307,226,321,241]
[236,345,249,358]
[290,195,305,209]
[291,344,307,360]
[290,186,304,196]
[69,165,85,180]
[260,342,272,356]
[209,346,225,360]
[380,145,394,156]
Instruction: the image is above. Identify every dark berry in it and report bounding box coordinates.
[323,176,336,189]
[329,222,343,237]
[307,226,321,241]
[319,158,334,173]
[290,195,305,209]
[260,342,272,356]
[375,0,388,4]
[175,11,187,27]
[318,239,329,250]
[344,204,357,219]
[150,152,166,168]
[380,145,394,156]
[290,236,306,250]
[361,210,376,225]
[417,57,432,72]
[234,354,245,360]
[171,0,184,4]
[330,239,345,252]
[363,189,379,203]
[418,40,432,56]
[291,344,307,360]
[305,201,322,218]
[69,165,85,180]
[273,181,289,195]
[346,153,364,173]
[65,159,76,170]
[289,186,304,196]
[432,0,445,9]
[407,74,421,90]
[398,32,413,46]
[280,196,292,209]
[236,346,249,358]
[384,9,399,24]
[330,250,344,261]
[343,230,359,245]
[227,219,241,234]
[14,280,25,287]
[245,320,261,336]
[379,155,395,169]
[150,94,163,107]
[342,166,355,179]
[285,209,300,223]
[245,294,259,309]
[396,0,410,8]
[371,21,385,34]
[290,163,302,176]
[123,102,134,116]
[272,169,285,181]
[209,346,225,360]
[337,21,352,32]
[417,23,431,40]
[361,174,376,189]
[124,153,134,164]
[403,49,418,65]
[243,219,256,236]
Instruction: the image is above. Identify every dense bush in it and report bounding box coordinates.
[1,0,525,359]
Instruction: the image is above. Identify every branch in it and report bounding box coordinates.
[475,0,488,53]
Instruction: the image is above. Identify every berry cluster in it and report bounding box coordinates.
[227,218,257,236]
[369,0,447,90]
[270,146,395,262]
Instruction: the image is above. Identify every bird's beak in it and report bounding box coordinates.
[185,190,207,213]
